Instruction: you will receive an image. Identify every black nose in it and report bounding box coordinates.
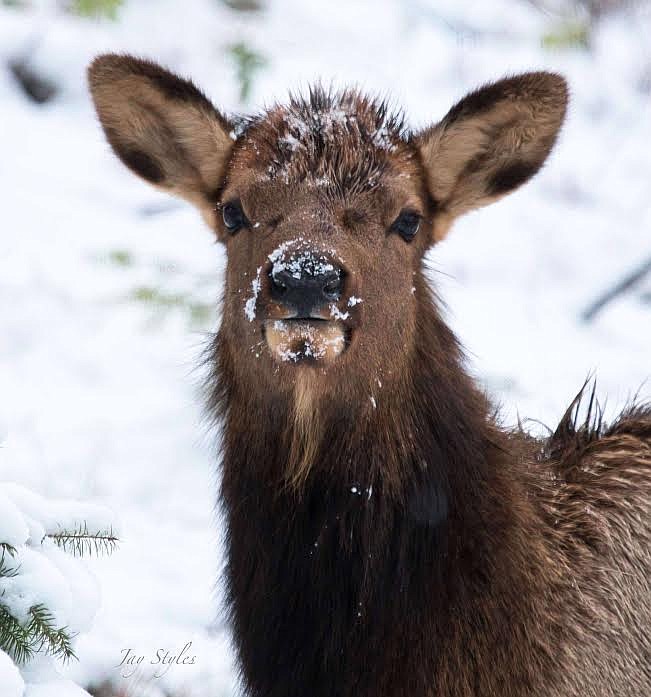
[270,267,344,317]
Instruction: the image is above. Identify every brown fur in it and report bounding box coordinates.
[417,72,568,224]
[87,54,233,225]
[88,55,651,697]
[288,371,322,488]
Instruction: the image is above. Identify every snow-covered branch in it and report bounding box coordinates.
[0,436,119,697]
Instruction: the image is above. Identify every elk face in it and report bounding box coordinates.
[89,56,567,404]
[217,96,430,392]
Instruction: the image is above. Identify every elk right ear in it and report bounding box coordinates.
[416,72,568,241]
[88,54,233,227]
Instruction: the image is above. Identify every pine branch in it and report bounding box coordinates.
[0,544,19,579]
[0,543,17,558]
[0,518,117,672]
[0,543,18,575]
[0,558,19,579]
[0,604,34,664]
[46,522,119,557]
[27,604,77,663]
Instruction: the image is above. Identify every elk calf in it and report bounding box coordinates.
[89,55,651,697]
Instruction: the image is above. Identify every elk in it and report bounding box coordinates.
[88,55,651,697]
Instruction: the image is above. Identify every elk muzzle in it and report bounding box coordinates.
[269,267,344,318]
[263,242,350,365]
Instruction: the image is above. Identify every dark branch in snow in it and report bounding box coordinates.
[581,254,651,322]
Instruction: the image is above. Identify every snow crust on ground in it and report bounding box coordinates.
[1,0,650,695]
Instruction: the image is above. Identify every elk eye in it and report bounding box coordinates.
[391,210,421,242]
[222,201,247,233]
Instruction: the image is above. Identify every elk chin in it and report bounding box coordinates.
[264,319,347,365]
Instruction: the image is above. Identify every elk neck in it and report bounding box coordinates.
[209,291,552,696]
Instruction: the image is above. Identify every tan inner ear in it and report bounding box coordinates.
[417,72,568,237]
[420,118,496,205]
[89,58,233,223]
[421,99,559,219]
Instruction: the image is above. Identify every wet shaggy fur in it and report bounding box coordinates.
[209,299,651,697]
[231,86,411,195]
[87,55,651,697]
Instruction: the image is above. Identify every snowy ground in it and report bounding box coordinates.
[1,0,650,695]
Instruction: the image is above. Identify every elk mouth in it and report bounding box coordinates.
[263,319,349,364]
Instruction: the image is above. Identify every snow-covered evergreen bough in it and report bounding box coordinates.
[88,55,651,697]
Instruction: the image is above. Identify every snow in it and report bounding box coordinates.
[1,0,650,695]
[0,649,25,697]
[278,132,303,153]
[329,305,350,321]
[25,681,91,697]
[0,471,114,696]
[22,656,92,697]
[371,124,396,151]
[347,296,363,307]
[268,319,345,362]
[244,266,262,322]
[0,492,30,549]
[283,108,350,145]
[278,104,397,164]
[0,546,70,625]
[268,239,336,281]
[0,485,117,544]
[0,484,109,630]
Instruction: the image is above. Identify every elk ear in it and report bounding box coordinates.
[88,54,233,226]
[416,72,567,241]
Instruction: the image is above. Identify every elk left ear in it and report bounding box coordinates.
[416,72,568,240]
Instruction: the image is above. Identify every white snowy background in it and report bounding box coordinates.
[1,0,650,695]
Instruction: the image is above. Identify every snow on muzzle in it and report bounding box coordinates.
[262,239,351,364]
[264,319,347,364]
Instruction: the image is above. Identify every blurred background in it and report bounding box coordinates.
[0,0,650,695]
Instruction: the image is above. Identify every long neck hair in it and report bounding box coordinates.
[204,282,556,697]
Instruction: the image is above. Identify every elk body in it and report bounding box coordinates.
[89,55,651,697]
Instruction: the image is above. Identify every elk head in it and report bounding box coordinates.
[89,55,567,483]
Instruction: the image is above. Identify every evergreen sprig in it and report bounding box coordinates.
[0,603,78,664]
[0,544,19,579]
[0,604,33,664]
[0,518,118,668]
[26,604,77,663]
[0,543,17,558]
[46,523,119,557]
[0,558,19,579]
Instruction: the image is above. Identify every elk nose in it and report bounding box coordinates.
[270,268,344,317]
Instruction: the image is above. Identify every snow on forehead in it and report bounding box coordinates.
[274,88,406,152]
[279,108,396,152]
[239,87,410,191]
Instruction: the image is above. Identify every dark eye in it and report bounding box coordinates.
[222,201,248,233]
[390,210,421,242]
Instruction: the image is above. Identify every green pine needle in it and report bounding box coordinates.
[46,523,119,557]
[0,544,19,578]
[27,604,77,663]
[0,604,34,664]
[1,522,118,669]
[0,543,17,558]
